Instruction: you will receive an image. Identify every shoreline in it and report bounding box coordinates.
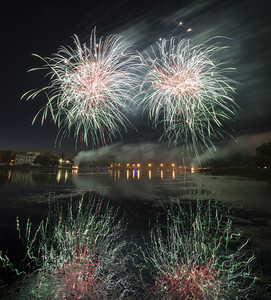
[199,167,271,182]
[1,165,271,182]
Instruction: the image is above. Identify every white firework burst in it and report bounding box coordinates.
[138,37,238,156]
[23,29,140,147]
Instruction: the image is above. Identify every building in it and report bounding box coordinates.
[14,152,40,166]
[58,158,75,168]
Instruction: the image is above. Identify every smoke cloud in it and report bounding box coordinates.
[192,131,271,165]
[74,132,271,167]
[74,142,188,165]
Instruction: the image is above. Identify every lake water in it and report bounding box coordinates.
[0,168,271,299]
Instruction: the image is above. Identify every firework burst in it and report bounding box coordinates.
[23,29,139,147]
[139,37,238,157]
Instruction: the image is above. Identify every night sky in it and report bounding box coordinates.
[1,0,271,159]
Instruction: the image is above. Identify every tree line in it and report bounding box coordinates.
[0,151,67,167]
[1,142,271,168]
[203,142,271,168]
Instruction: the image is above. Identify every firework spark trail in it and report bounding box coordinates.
[144,199,256,299]
[23,29,140,147]
[138,37,238,158]
[2,194,132,299]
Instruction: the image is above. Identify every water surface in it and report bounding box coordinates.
[0,168,271,298]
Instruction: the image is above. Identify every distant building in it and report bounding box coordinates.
[58,158,74,168]
[14,152,40,166]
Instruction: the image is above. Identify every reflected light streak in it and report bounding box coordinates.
[64,170,68,182]
[148,169,152,180]
[8,170,12,181]
[161,170,164,179]
[137,169,140,180]
[172,170,176,180]
[56,170,62,182]
[72,169,78,175]
[126,169,130,180]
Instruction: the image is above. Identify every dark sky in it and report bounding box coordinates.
[1,0,271,158]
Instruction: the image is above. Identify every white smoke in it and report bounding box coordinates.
[74,142,189,165]
[191,131,271,166]
[74,132,271,167]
